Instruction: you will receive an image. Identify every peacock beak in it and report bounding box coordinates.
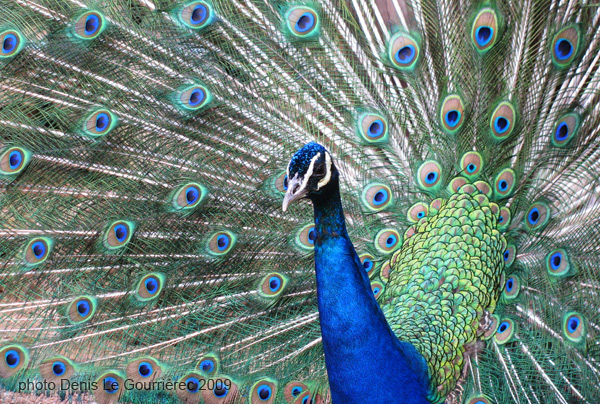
[282,174,308,212]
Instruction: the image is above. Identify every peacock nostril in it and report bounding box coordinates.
[293,183,301,194]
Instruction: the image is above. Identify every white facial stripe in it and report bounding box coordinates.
[317,152,332,190]
[301,152,321,192]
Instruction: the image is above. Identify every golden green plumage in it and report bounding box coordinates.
[383,183,506,402]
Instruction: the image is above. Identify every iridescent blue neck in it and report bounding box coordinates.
[311,183,431,404]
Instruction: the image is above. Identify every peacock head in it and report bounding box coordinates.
[282,142,338,211]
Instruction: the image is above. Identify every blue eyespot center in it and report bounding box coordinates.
[77,300,90,316]
[499,216,504,223]
[373,189,388,205]
[425,171,438,184]
[504,250,509,261]
[395,45,415,64]
[257,384,272,400]
[363,259,373,271]
[506,279,514,292]
[217,234,229,250]
[555,38,573,61]
[2,34,17,53]
[189,89,205,107]
[308,228,316,244]
[95,113,109,132]
[568,317,580,332]
[85,15,100,36]
[5,350,19,368]
[214,380,228,397]
[104,376,119,393]
[185,187,199,204]
[8,150,22,169]
[556,122,569,140]
[186,377,200,393]
[145,278,158,294]
[499,180,508,191]
[200,360,214,372]
[498,321,509,333]
[528,208,540,225]
[476,26,493,46]
[445,110,461,127]
[32,241,46,259]
[494,116,509,133]
[373,287,380,295]
[191,5,208,24]
[269,276,281,292]
[551,253,562,270]
[295,12,315,33]
[302,396,311,404]
[52,361,65,376]
[417,211,425,218]
[467,163,476,173]
[292,387,303,397]
[138,362,153,377]
[368,120,384,137]
[386,235,397,248]
[114,224,128,243]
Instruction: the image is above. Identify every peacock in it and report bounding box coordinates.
[0,0,599,403]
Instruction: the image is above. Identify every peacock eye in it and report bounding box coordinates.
[313,163,325,177]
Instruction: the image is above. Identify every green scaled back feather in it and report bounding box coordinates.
[0,0,599,403]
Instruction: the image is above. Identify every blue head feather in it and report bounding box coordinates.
[287,142,326,175]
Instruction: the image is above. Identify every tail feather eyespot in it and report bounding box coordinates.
[23,237,53,267]
[73,11,106,40]
[0,147,31,176]
[104,221,135,249]
[136,273,165,301]
[207,231,236,255]
[417,161,443,192]
[196,355,219,375]
[440,95,465,134]
[494,318,516,344]
[180,2,214,29]
[552,113,581,147]
[95,372,125,402]
[67,296,97,324]
[494,168,516,198]
[563,312,586,344]
[389,33,420,71]
[374,229,401,254]
[286,7,319,38]
[0,345,29,378]
[362,183,393,211]
[178,85,211,111]
[0,30,24,58]
[250,379,277,403]
[260,273,287,297]
[490,102,516,140]
[40,357,75,382]
[551,25,581,68]
[471,8,499,53]
[82,109,117,137]
[358,113,389,143]
[126,358,162,383]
